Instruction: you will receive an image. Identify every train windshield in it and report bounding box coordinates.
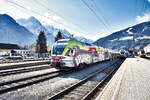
[141,51,145,54]
[52,45,67,55]
[120,51,125,54]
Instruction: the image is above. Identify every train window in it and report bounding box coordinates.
[94,51,98,56]
[98,48,100,53]
[66,48,73,57]
[56,40,68,43]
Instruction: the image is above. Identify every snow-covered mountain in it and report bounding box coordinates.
[45,25,73,39]
[0,14,93,47]
[75,36,93,44]
[17,17,55,45]
[18,16,93,44]
[0,14,35,46]
[94,21,150,50]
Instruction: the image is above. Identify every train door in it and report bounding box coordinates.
[64,48,75,67]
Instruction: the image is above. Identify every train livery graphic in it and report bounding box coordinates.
[51,39,118,69]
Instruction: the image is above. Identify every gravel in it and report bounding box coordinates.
[0,60,49,67]
[0,59,118,100]
[0,67,57,83]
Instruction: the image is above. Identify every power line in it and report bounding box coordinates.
[134,0,139,19]
[5,0,84,35]
[143,0,148,14]
[81,0,112,33]
[91,0,113,32]
[33,0,89,35]
[141,0,147,14]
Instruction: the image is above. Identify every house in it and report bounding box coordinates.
[0,43,20,56]
[0,43,33,57]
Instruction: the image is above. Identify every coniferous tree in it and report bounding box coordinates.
[55,31,63,42]
[36,31,47,54]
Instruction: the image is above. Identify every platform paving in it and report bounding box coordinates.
[95,57,150,100]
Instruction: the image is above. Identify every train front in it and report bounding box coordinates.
[50,39,71,69]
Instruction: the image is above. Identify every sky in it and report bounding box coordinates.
[0,0,150,41]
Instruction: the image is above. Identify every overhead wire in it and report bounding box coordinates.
[33,0,89,36]
[5,0,85,36]
[81,0,112,34]
[143,0,148,14]
[141,0,147,14]
[90,0,113,32]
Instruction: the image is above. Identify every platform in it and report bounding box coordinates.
[96,57,150,100]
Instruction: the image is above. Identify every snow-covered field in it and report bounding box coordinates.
[0,59,118,100]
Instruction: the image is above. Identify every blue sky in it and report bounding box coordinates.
[0,0,150,40]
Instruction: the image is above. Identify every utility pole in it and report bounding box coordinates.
[133,33,135,56]
[131,32,135,56]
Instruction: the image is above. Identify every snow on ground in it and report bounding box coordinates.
[119,36,133,41]
[110,36,133,42]
[90,73,106,82]
[0,59,118,100]
[136,36,150,39]
[127,28,133,34]
[0,60,49,67]
[110,38,118,42]
[142,26,150,32]
[0,67,57,83]
[0,64,50,73]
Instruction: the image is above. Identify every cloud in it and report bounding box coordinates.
[0,0,95,41]
[26,6,31,10]
[148,0,150,2]
[44,12,61,21]
[136,13,150,23]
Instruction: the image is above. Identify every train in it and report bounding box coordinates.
[119,50,129,58]
[50,39,119,70]
[137,50,146,57]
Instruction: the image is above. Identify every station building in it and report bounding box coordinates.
[0,43,33,56]
[0,43,20,55]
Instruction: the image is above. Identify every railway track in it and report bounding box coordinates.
[0,58,50,64]
[0,59,117,95]
[46,59,124,100]
[0,60,50,70]
[82,60,124,100]
[142,56,150,60]
[0,70,62,94]
[0,65,51,76]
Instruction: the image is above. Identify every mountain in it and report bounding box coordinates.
[0,14,35,46]
[45,26,93,43]
[18,16,93,44]
[94,21,150,50]
[17,17,55,45]
[75,36,93,44]
[45,25,73,38]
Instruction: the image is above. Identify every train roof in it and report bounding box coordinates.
[56,38,93,46]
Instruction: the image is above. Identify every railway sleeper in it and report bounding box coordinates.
[75,87,92,92]
[70,91,86,96]
[73,89,89,94]
[63,93,83,100]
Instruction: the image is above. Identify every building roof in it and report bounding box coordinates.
[0,43,21,49]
